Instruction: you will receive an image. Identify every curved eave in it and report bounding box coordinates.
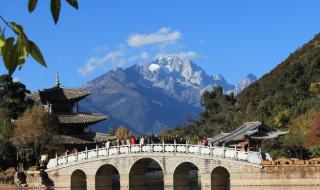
[57,113,109,126]
[39,86,90,102]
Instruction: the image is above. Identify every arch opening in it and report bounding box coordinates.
[211,166,230,190]
[174,162,201,190]
[71,169,87,190]
[95,164,120,190]
[129,158,164,190]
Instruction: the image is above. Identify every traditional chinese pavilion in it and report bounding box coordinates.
[210,121,288,151]
[26,74,113,150]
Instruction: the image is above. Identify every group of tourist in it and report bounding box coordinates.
[105,135,210,148]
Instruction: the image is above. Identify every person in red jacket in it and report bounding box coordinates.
[130,135,136,145]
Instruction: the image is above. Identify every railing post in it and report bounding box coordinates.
[150,144,153,153]
[85,146,88,159]
[76,150,78,162]
[234,145,237,159]
[209,142,213,156]
[174,139,176,154]
[198,141,201,155]
[222,143,225,158]
[186,140,189,154]
[96,144,99,157]
[128,144,131,154]
[55,153,58,166]
[117,144,120,155]
[162,139,165,153]
[65,151,68,164]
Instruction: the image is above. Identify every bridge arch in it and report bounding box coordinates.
[71,169,87,190]
[129,157,164,190]
[211,166,230,190]
[95,164,120,190]
[173,161,201,190]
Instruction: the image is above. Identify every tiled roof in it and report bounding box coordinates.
[26,87,90,103]
[40,86,89,101]
[57,113,108,125]
[25,93,41,103]
[53,133,116,145]
[211,121,287,145]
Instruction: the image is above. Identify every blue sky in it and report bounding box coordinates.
[1,0,320,91]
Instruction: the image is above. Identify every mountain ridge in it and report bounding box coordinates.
[80,56,256,134]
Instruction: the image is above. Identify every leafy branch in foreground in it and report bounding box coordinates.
[28,0,79,24]
[0,17,46,75]
[0,0,79,75]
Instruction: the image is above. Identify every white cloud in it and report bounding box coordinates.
[156,51,200,61]
[127,27,181,47]
[78,51,124,76]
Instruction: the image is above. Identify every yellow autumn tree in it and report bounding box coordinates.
[13,106,58,164]
[114,126,133,139]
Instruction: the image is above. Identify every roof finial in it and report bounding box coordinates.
[55,72,60,87]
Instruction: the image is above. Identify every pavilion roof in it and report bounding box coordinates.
[52,133,116,145]
[211,121,288,145]
[57,113,108,125]
[39,86,90,102]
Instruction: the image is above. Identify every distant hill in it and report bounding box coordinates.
[237,33,320,126]
[173,33,320,159]
[80,56,256,134]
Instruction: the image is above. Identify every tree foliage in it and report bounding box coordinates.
[0,108,16,169]
[0,74,28,119]
[13,106,58,164]
[172,86,243,142]
[114,125,133,139]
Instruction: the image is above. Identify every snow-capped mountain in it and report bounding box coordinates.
[80,56,256,134]
[234,74,257,94]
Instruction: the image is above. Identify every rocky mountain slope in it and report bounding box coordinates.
[80,56,255,134]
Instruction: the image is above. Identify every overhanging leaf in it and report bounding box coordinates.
[16,38,28,65]
[28,0,38,13]
[50,0,61,24]
[65,0,78,9]
[10,23,29,52]
[0,33,5,48]
[28,40,46,67]
[1,38,18,75]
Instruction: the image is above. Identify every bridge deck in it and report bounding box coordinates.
[47,144,265,169]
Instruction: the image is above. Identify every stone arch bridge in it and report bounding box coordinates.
[45,144,320,190]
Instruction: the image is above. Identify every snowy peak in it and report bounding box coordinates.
[213,73,226,81]
[234,73,257,94]
[142,56,210,86]
[245,73,257,81]
[148,63,160,72]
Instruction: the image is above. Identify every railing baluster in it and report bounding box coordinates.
[96,145,99,157]
[55,153,58,166]
[85,146,88,159]
[162,140,165,153]
[48,144,263,169]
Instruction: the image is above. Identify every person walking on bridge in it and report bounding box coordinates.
[130,135,136,145]
[140,136,145,145]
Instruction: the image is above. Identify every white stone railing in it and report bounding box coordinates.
[47,144,264,169]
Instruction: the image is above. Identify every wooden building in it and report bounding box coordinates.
[26,74,114,150]
[211,121,288,151]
